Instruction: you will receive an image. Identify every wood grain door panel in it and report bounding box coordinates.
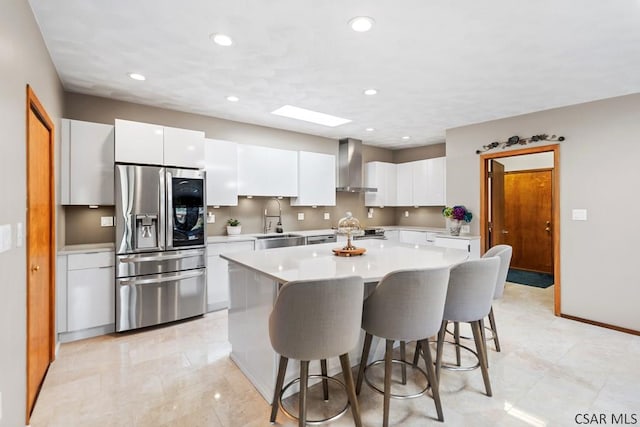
[26,86,55,421]
[503,169,553,273]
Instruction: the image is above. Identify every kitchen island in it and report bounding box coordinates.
[220,239,468,402]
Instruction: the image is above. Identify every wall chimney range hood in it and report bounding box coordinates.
[336,138,377,192]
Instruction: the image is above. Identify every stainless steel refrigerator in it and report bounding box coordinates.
[114,164,207,332]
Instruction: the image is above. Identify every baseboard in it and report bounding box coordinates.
[560,313,639,336]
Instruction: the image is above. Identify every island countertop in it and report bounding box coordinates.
[220,239,469,284]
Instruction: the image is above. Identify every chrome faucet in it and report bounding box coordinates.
[264,198,283,234]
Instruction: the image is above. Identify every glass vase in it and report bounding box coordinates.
[448,219,462,236]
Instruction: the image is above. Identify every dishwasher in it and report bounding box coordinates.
[305,234,337,245]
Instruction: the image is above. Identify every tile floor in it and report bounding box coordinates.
[30,283,640,426]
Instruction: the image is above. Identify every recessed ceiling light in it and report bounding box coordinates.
[363,89,378,96]
[365,128,375,132]
[128,73,146,81]
[349,16,375,32]
[402,136,411,140]
[211,33,233,46]
[226,96,239,102]
[271,105,351,127]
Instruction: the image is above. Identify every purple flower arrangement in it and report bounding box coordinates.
[442,205,473,223]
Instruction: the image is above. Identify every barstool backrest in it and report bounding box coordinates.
[269,276,364,361]
[483,245,513,300]
[443,257,500,323]
[361,267,451,342]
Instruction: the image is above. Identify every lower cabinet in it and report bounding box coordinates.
[433,236,480,259]
[207,240,255,312]
[57,251,115,342]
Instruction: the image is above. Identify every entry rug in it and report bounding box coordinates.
[507,268,554,289]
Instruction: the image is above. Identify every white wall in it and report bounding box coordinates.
[446,93,640,332]
[499,152,554,172]
[0,1,64,425]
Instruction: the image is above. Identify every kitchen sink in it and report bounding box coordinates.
[254,234,306,250]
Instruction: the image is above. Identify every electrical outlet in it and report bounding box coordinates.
[0,224,11,253]
[404,211,409,218]
[16,222,23,247]
[207,212,216,223]
[461,225,470,233]
[323,212,330,220]
[297,213,305,221]
[100,216,114,227]
[367,209,373,219]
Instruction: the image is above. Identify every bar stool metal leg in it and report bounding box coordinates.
[412,340,421,367]
[471,321,492,397]
[419,339,444,422]
[270,356,289,423]
[454,322,461,366]
[339,353,363,427]
[436,320,446,382]
[400,341,407,385]
[488,307,501,352]
[479,318,490,367]
[356,333,373,395]
[383,339,393,427]
[299,360,309,427]
[320,359,329,401]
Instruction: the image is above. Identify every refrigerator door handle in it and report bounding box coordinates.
[119,249,205,263]
[118,270,205,287]
[159,168,166,250]
[165,170,174,250]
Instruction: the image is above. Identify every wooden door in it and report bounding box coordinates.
[489,160,506,247]
[26,86,55,421]
[503,169,553,273]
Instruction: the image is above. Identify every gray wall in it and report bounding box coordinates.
[0,1,64,425]
[446,93,640,331]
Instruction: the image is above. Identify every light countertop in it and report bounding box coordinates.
[58,242,115,254]
[220,239,469,284]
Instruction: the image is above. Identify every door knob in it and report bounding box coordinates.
[31,265,40,272]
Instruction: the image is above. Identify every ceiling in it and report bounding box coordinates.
[29,0,640,149]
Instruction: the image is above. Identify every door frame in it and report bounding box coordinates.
[26,85,56,422]
[479,144,560,315]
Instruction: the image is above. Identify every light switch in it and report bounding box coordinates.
[461,225,470,233]
[297,213,305,221]
[404,211,409,218]
[0,224,11,253]
[323,212,330,220]
[572,209,587,221]
[207,212,216,223]
[367,208,373,219]
[100,216,114,227]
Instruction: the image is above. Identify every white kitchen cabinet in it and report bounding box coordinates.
[396,158,447,206]
[204,138,238,206]
[291,151,336,206]
[115,119,164,165]
[61,119,114,205]
[237,145,298,197]
[413,157,446,206]
[396,162,414,206]
[61,251,115,339]
[434,236,480,259]
[365,162,397,207]
[115,119,205,168]
[207,240,254,311]
[384,230,400,242]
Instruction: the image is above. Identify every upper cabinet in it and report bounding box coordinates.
[365,157,447,207]
[163,126,205,168]
[61,119,115,205]
[204,138,238,206]
[114,119,204,168]
[365,161,397,207]
[291,151,336,206]
[237,145,298,197]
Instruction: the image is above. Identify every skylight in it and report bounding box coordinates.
[271,105,351,127]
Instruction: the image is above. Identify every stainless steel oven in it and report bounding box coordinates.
[115,164,206,332]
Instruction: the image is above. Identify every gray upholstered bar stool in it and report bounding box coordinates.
[355,267,451,425]
[482,244,513,352]
[269,276,364,427]
[435,257,500,397]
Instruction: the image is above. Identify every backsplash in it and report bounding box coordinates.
[62,196,445,245]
